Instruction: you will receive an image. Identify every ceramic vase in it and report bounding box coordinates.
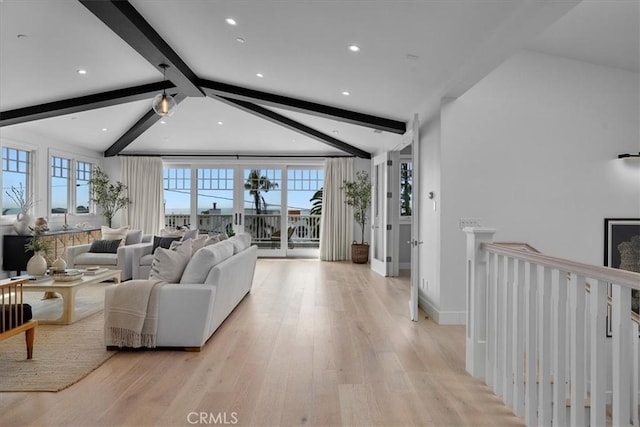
[13,211,34,235]
[51,256,67,272]
[26,252,47,276]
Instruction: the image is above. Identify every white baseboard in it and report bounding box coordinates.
[418,294,466,325]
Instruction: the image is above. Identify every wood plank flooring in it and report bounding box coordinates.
[0,259,523,427]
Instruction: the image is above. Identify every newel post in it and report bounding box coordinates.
[464,227,496,378]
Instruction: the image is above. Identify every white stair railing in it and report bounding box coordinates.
[465,228,640,426]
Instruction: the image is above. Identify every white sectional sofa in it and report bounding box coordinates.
[104,233,257,350]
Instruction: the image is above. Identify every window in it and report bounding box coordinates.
[2,147,31,215]
[287,167,324,241]
[196,168,233,234]
[75,161,92,214]
[164,167,191,228]
[400,160,412,217]
[51,156,70,214]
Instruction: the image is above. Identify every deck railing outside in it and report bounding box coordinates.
[465,228,640,426]
[165,213,321,249]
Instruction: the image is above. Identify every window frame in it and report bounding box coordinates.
[48,149,98,217]
[1,144,35,221]
[399,155,413,223]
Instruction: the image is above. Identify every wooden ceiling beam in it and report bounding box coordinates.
[0,81,174,127]
[104,93,187,157]
[79,0,204,98]
[214,95,371,159]
[199,79,406,135]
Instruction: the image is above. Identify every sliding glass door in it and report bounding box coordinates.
[163,161,322,258]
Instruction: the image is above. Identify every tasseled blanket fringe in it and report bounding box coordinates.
[106,326,157,348]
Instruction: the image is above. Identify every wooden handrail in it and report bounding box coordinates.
[485,242,640,290]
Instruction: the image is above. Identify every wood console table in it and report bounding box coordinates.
[2,228,101,274]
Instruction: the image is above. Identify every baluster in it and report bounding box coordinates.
[502,255,514,406]
[524,262,538,426]
[538,266,552,425]
[632,320,639,426]
[552,269,568,426]
[512,259,525,417]
[494,253,503,397]
[612,283,632,427]
[589,280,607,427]
[570,274,586,426]
[485,252,494,386]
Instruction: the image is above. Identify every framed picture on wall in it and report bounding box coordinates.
[604,218,640,336]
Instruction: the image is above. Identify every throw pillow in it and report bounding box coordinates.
[170,235,208,256]
[101,226,129,247]
[125,229,143,245]
[88,239,122,253]
[218,233,229,241]
[152,236,182,254]
[149,240,192,283]
[203,235,220,247]
[181,229,198,241]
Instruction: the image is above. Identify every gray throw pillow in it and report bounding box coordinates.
[149,240,192,283]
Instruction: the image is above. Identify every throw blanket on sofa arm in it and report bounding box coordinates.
[104,279,167,348]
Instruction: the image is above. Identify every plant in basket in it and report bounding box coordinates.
[342,170,372,264]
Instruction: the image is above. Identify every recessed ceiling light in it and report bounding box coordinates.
[16,34,27,39]
[236,37,245,43]
[226,18,237,26]
[341,91,350,96]
[256,73,264,78]
[77,69,87,75]
[101,128,108,132]
[348,44,360,52]
[217,121,224,125]
[160,120,166,124]
[332,130,339,134]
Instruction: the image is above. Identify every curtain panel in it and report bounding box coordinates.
[120,157,164,235]
[319,158,354,261]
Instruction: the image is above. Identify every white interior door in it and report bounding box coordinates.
[370,152,399,276]
[409,114,421,321]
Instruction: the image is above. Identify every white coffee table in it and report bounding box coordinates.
[22,269,121,325]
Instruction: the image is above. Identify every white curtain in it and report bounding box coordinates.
[120,157,164,235]
[320,158,354,261]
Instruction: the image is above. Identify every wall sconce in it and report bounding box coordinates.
[618,152,640,159]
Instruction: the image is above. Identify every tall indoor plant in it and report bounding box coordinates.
[89,167,130,227]
[342,170,372,263]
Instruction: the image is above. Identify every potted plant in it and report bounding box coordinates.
[89,167,130,227]
[342,170,372,263]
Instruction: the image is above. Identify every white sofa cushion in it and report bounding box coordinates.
[149,240,192,283]
[74,252,118,266]
[101,226,129,246]
[180,240,234,284]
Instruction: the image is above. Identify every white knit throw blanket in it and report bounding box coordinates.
[104,279,167,348]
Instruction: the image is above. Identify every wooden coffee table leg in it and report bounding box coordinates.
[25,326,35,359]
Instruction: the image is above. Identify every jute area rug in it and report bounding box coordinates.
[0,284,117,392]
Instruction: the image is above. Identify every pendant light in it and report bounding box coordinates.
[152,63,177,117]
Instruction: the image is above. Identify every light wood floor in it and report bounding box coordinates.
[1,259,523,427]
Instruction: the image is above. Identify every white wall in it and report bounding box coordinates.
[419,50,640,323]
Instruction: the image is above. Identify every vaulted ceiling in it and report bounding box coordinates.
[1,1,637,159]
